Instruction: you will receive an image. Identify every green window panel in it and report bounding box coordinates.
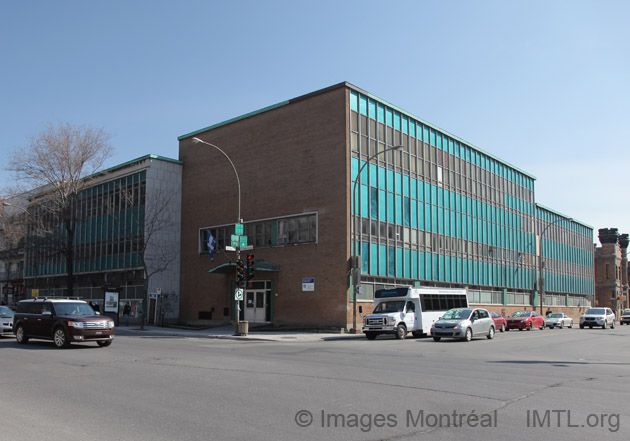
[370,187,378,219]
[361,242,369,273]
[369,163,378,187]
[425,253,432,281]
[419,252,425,280]
[369,100,376,119]
[418,204,425,230]
[379,245,387,276]
[379,190,387,221]
[409,120,415,137]
[370,243,379,275]
[445,256,451,282]
[388,247,395,276]
[395,172,402,195]
[378,167,386,190]
[359,95,368,116]
[386,108,393,127]
[404,197,411,227]
[412,250,418,279]
[411,200,417,228]
[387,169,394,192]
[396,248,403,277]
[377,103,385,123]
[361,185,369,217]
[387,195,394,223]
[402,116,408,134]
[394,113,401,131]
[411,178,417,199]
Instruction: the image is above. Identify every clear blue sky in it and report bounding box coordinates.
[2,0,629,242]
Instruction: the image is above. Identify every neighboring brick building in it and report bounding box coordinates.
[177,82,594,329]
[594,228,629,315]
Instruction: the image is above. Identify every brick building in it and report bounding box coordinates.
[177,82,594,329]
[594,228,629,315]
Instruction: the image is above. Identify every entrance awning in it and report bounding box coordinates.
[206,260,280,274]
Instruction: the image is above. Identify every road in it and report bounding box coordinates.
[1,325,629,440]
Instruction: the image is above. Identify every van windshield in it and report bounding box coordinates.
[373,301,405,313]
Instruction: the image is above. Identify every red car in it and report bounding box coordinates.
[506,311,545,331]
[490,311,507,332]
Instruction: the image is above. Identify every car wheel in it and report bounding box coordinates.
[394,324,407,340]
[569,321,573,328]
[432,336,441,342]
[602,321,607,329]
[580,324,584,329]
[365,332,377,340]
[464,328,473,342]
[528,322,533,331]
[487,326,495,340]
[53,328,70,348]
[500,323,505,332]
[611,321,615,329]
[97,340,112,347]
[15,325,29,344]
[559,322,563,329]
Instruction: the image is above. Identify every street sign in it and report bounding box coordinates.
[235,223,244,235]
[235,288,244,301]
[225,246,237,251]
[302,278,315,291]
[231,234,248,248]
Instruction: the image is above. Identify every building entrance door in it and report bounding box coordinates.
[244,290,269,323]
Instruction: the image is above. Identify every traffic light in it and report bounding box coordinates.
[236,259,245,287]
[246,254,255,281]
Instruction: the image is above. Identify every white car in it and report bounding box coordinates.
[545,313,573,329]
[0,306,14,336]
[579,307,615,329]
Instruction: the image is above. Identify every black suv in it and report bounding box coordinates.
[13,298,115,348]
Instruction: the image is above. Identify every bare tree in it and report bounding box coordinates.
[7,122,113,296]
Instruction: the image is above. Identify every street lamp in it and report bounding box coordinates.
[351,145,403,333]
[192,137,241,223]
[191,137,244,332]
[538,216,572,315]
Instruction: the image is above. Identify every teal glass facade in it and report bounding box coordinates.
[25,171,146,278]
[350,89,593,304]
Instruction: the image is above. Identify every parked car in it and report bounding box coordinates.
[13,298,115,348]
[490,311,507,332]
[431,308,495,342]
[545,313,573,329]
[620,309,630,325]
[579,307,615,329]
[0,305,14,336]
[506,311,545,331]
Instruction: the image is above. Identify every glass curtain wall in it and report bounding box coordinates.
[350,90,538,300]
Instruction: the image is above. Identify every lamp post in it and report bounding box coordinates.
[191,137,243,331]
[538,216,572,315]
[351,145,403,333]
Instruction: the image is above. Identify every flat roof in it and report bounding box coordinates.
[178,81,535,179]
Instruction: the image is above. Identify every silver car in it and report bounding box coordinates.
[0,306,14,336]
[431,308,495,342]
[579,307,615,329]
[545,313,573,329]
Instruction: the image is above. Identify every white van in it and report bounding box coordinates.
[362,286,469,340]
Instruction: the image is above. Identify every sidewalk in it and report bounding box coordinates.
[114,324,365,342]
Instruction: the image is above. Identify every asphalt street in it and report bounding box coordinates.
[1,325,629,441]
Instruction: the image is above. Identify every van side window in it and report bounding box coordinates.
[406,302,415,313]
